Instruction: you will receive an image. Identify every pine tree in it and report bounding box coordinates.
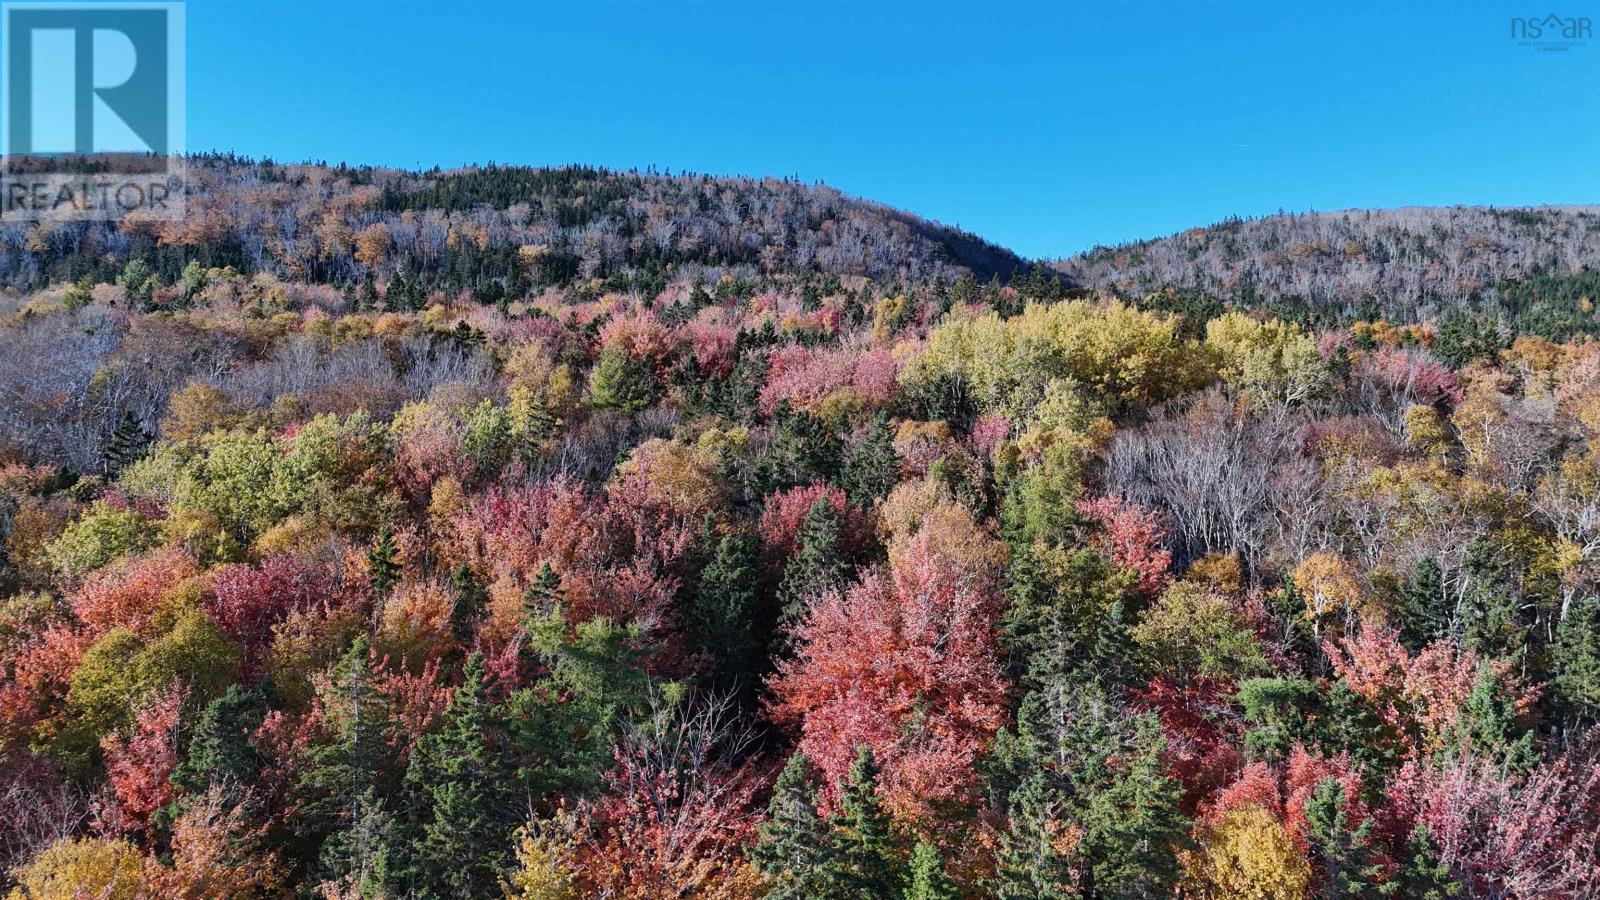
[1002,547,1135,690]
[768,402,843,488]
[843,413,899,506]
[64,275,94,311]
[518,395,556,466]
[399,653,510,897]
[367,525,400,604]
[1304,778,1383,899]
[504,610,654,801]
[688,532,766,690]
[298,638,397,877]
[359,272,380,311]
[752,753,845,900]
[316,788,397,898]
[905,842,959,900]
[993,773,1075,898]
[776,498,847,628]
[835,747,904,899]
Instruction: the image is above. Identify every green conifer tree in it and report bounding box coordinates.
[522,562,561,629]
[776,498,848,629]
[1397,555,1449,650]
[449,563,487,653]
[102,410,149,477]
[689,532,766,690]
[843,413,899,506]
[1458,539,1523,658]
[172,683,269,797]
[297,638,397,875]
[905,842,960,900]
[1396,822,1464,899]
[1450,663,1537,772]
[399,653,510,897]
[367,525,400,604]
[752,753,845,900]
[588,347,657,412]
[1304,778,1384,899]
[835,747,904,899]
[1554,594,1600,726]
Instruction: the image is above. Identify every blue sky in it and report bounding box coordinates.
[185,0,1599,259]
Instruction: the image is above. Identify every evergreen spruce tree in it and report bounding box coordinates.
[64,275,94,311]
[993,773,1075,898]
[835,747,904,899]
[752,753,845,900]
[367,525,400,604]
[522,562,561,628]
[1457,539,1523,658]
[1450,663,1537,772]
[843,413,899,506]
[359,272,380,311]
[1396,822,1464,899]
[317,788,398,898]
[776,498,848,628]
[173,683,269,797]
[689,532,766,690]
[989,682,1184,900]
[102,410,149,477]
[502,608,655,800]
[1304,778,1383,899]
[769,403,843,488]
[1397,555,1449,651]
[298,638,398,884]
[1554,594,1600,726]
[1002,548,1135,691]
[518,395,556,466]
[588,347,657,412]
[449,563,487,653]
[399,653,510,898]
[905,842,959,900]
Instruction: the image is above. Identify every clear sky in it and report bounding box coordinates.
[184,0,1599,259]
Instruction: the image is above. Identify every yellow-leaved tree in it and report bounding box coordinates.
[5,837,145,900]
[1185,806,1313,900]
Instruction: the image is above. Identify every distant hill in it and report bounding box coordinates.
[0,156,1036,292]
[1057,205,1600,330]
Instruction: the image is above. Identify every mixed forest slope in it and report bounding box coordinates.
[1061,205,1600,335]
[2,156,1034,294]
[2,158,1600,899]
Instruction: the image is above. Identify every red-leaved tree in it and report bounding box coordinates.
[767,526,1008,829]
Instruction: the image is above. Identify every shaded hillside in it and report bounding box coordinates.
[0,156,1036,293]
[1059,205,1600,333]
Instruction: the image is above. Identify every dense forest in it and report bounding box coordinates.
[3,159,1600,899]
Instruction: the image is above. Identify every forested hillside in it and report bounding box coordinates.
[3,156,1033,296]
[1061,205,1600,337]
[3,160,1600,899]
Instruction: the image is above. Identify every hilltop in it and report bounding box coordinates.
[1058,205,1600,331]
[0,156,1037,294]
